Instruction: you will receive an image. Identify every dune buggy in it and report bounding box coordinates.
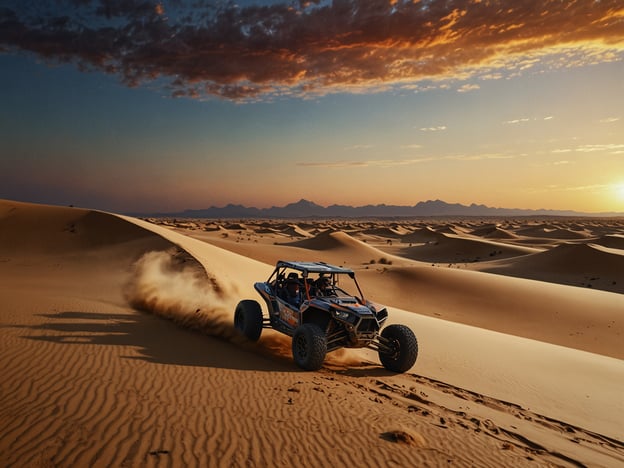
[234,260,418,372]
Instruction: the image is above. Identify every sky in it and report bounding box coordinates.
[1,0,623,214]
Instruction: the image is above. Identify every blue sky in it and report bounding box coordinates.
[1,1,623,213]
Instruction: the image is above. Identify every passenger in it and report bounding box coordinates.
[284,278,302,308]
[305,278,315,297]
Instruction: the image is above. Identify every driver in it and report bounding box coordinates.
[315,276,333,296]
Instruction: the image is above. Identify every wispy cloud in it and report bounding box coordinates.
[504,116,555,124]
[552,143,624,154]
[504,118,531,124]
[479,73,504,81]
[576,144,624,153]
[531,159,575,168]
[419,126,447,132]
[400,144,423,149]
[407,83,452,93]
[298,152,516,168]
[296,161,371,169]
[1,0,622,100]
[599,117,620,123]
[457,83,480,93]
[450,153,515,161]
[527,183,613,194]
[297,158,433,169]
[343,144,373,151]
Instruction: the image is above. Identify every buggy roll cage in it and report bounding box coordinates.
[267,260,366,303]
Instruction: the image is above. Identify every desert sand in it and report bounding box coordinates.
[1,199,623,467]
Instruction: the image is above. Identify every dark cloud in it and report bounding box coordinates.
[1,0,622,100]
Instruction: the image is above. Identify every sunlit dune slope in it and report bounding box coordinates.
[280,229,409,264]
[0,199,170,256]
[482,242,624,294]
[357,264,623,359]
[399,226,447,243]
[398,233,539,263]
[361,226,406,238]
[514,225,594,240]
[468,224,519,239]
[593,234,624,250]
[117,215,273,300]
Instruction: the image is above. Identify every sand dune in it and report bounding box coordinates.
[515,224,592,240]
[482,242,624,294]
[284,229,366,250]
[399,226,446,244]
[177,227,413,267]
[281,229,409,265]
[469,224,519,239]
[223,222,248,231]
[361,226,406,238]
[372,308,624,443]
[434,224,463,235]
[398,233,539,263]
[161,216,622,296]
[348,231,388,243]
[594,234,624,250]
[0,199,170,256]
[281,224,312,238]
[356,265,624,359]
[1,199,623,467]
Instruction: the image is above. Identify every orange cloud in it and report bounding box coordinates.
[1,0,622,100]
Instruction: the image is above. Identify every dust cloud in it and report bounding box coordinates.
[124,250,243,343]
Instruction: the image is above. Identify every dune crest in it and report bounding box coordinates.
[399,226,446,243]
[280,229,409,265]
[284,229,362,250]
[594,234,624,250]
[399,233,539,263]
[483,241,624,293]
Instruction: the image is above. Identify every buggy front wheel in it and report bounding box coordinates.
[292,324,327,371]
[378,324,418,373]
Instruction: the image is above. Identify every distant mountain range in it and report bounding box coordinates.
[129,199,624,218]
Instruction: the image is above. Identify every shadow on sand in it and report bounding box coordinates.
[18,310,298,372]
[15,310,396,376]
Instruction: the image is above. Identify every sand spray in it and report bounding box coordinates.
[124,249,366,367]
[124,250,244,342]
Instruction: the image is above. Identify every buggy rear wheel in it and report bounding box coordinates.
[234,300,263,341]
[292,324,327,371]
[378,324,418,373]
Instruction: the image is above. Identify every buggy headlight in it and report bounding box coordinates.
[332,309,350,320]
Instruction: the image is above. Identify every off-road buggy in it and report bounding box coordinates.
[234,260,418,372]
